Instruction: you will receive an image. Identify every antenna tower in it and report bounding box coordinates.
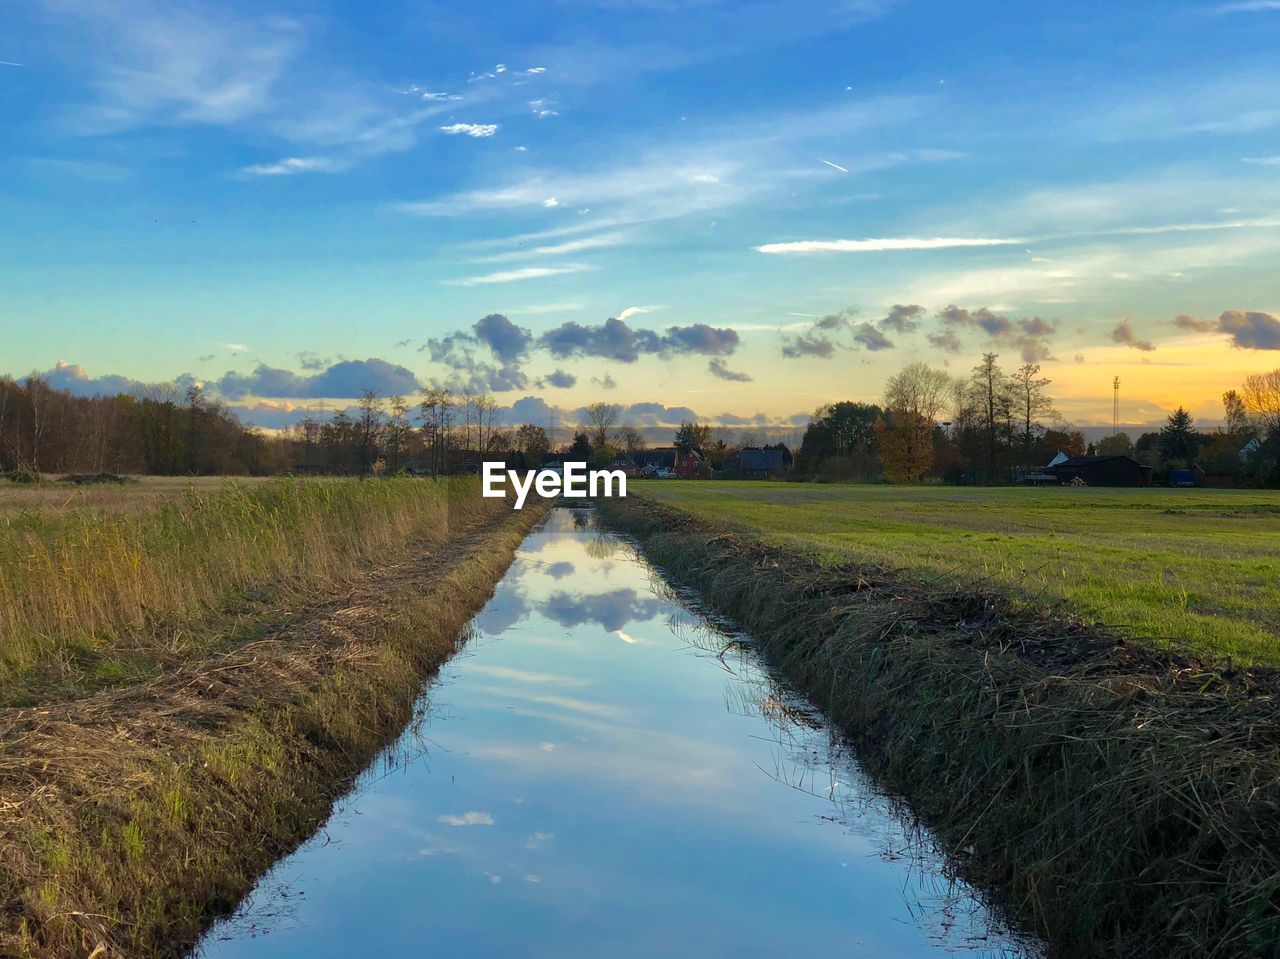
[1112,376,1120,433]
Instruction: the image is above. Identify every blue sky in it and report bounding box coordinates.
[4,0,1280,430]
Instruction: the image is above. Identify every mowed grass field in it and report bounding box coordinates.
[637,481,1280,665]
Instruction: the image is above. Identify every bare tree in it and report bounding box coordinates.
[355,389,384,474]
[383,396,413,473]
[583,401,620,450]
[1010,363,1055,462]
[419,388,455,475]
[476,392,501,451]
[617,425,647,456]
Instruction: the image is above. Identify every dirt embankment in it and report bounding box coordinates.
[601,495,1280,959]
[0,500,550,959]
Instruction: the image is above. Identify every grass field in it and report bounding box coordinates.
[0,475,500,705]
[0,475,272,517]
[636,481,1280,665]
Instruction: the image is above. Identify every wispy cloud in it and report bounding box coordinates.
[509,302,584,315]
[1215,1,1280,12]
[446,264,593,286]
[477,232,629,262]
[236,156,347,177]
[49,0,303,134]
[755,237,1020,254]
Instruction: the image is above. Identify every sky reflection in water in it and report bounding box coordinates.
[199,508,1039,959]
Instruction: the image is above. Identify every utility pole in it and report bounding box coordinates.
[1113,376,1120,434]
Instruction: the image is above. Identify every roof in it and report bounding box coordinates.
[1049,454,1145,469]
[738,447,789,471]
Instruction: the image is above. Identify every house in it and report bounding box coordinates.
[1239,436,1262,461]
[610,457,643,477]
[1015,450,1068,485]
[1046,454,1153,487]
[634,446,704,477]
[736,444,793,479]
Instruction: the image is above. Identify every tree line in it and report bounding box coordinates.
[0,376,288,476]
[796,357,1280,486]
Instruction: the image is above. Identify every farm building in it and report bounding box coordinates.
[1046,454,1153,487]
[634,447,704,477]
[736,445,793,479]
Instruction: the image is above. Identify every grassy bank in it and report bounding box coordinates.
[637,481,1280,664]
[0,479,549,957]
[0,477,495,705]
[601,494,1280,959]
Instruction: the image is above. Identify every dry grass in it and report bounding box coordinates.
[0,477,493,704]
[0,483,547,958]
[604,495,1280,959]
[0,475,261,518]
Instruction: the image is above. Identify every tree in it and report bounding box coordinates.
[1242,369,1280,439]
[1096,432,1133,456]
[514,423,551,466]
[567,431,592,459]
[1009,363,1055,462]
[1158,407,1199,466]
[1223,390,1250,436]
[795,401,881,478]
[617,425,647,458]
[876,411,933,482]
[879,363,952,483]
[583,402,620,450]
[673,420,711,454]
[355,389,384,474]
[419,388,455,475]
[383,396,413,473]
[967,353,1013,481]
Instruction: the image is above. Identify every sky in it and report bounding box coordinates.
[3,0,1280,433]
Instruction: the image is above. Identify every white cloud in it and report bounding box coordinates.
[446,264,593,286]
[617,305,660,321]
[1243,156,1280,166]
[437,811,493,826]
[440,122,499,137]
[236,155,346,177]
[524,832,554,849]
[754,237,1020,254]
[478,232,628,262]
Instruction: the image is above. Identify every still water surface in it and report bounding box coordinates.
[199,508,1039,959]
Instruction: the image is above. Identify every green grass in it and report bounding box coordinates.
[636,481,1280,664]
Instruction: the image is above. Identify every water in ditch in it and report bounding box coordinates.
[198,507,1041,959]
